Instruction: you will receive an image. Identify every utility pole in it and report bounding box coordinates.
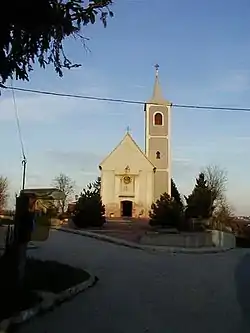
[22,157,27,190]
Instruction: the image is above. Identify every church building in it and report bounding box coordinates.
[99,66,172,218]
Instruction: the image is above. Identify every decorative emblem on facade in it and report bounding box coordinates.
[123,175,132,185]
[124,165,130,174]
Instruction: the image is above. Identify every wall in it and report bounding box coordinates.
[0,226,6,247]
[154,170,169,201]
[211,230,236,248]
[147,105,169,136]
[140,231,236,248]
[141,232,212,247]
[101,169,154,218]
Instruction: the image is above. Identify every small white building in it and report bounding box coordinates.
[99,66,172,218]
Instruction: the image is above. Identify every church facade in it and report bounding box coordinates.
[99,66,172,218]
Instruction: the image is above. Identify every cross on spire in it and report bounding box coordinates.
[126,125,130,133]
[155,64,159,76]
[150,63,164,102]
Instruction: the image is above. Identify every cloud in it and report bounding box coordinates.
[45,150,103,171]
[0,66,122,122]
[172,157,192,165]
[132,84,146,89]
[0,89,116,123]
[0,93,76,122]
[233,136,250,142]
[42,149,102,188]
[215,70,250,93]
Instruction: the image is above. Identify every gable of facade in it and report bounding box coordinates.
[99,132,155,173]
[99,133,155,218]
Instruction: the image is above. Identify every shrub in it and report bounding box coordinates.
[149,193,183,229]
[185,172,214,220]
[171,178,184,210]
[73,179,105,228]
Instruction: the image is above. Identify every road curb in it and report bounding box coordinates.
[0,244,38,250]
[143,245,234,254]
[52,226,144,250]
[0,271,97,332]
[53,227,234,254]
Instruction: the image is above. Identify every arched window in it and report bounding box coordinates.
[154,112,163,125]
[156,151,161,159]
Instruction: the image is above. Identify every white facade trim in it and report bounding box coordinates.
[145,104,150,157]
[148,135,168,139]
[167,105,171,195]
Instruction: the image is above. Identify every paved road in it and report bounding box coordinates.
[18,230,250,333]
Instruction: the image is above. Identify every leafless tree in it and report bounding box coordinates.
[0,176,8,212]
[52,173,75,213]
[202,165,235,230]
[212,198,235,230]
[202,164,227,202]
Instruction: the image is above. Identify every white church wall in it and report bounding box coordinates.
[134,170,154,217]
[101,170,115,204]
[101,168,154,218]
[146,171,155,214]
[114,174,121,202]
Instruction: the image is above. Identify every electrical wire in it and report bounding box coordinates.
[6,85,250,113]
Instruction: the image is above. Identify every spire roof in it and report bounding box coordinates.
[147,64,171,105]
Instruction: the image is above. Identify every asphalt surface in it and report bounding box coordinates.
[17,230,250,333]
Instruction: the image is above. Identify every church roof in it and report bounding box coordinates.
[147,64,172,105]
[99,132,155,169]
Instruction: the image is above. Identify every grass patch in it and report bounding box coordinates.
[24,258,90,293]
[0,257,90,321]
[0,290,41,323]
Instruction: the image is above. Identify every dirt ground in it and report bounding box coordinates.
[87,219,151,243]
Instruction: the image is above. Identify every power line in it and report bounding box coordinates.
[6,85,250,113]
[7,86,143,105]
[10,82,26,159]
[173,104,250,113]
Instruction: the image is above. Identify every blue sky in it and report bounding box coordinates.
[0,0,250,214]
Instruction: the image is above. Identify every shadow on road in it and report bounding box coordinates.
[235,253,250,332]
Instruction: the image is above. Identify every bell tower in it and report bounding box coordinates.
[145,64,172,200]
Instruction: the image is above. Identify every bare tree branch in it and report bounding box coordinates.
[0,176,9,212]
[52,173,75,213]
[202,164,227,202]
[212,198,235,230]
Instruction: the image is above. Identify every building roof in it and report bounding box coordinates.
[99,132,155,170]
[21,188,66,200]
[147,64,172,106]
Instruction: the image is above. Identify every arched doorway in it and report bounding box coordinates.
[121,200,133,217]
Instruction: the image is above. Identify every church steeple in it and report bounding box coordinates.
[151,64,164,102]
[148,64,170,105]
[144,64,172,199]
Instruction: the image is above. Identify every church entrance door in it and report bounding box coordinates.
[121,200,133,217]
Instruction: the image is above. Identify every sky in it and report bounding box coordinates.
[0,0,250,214]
